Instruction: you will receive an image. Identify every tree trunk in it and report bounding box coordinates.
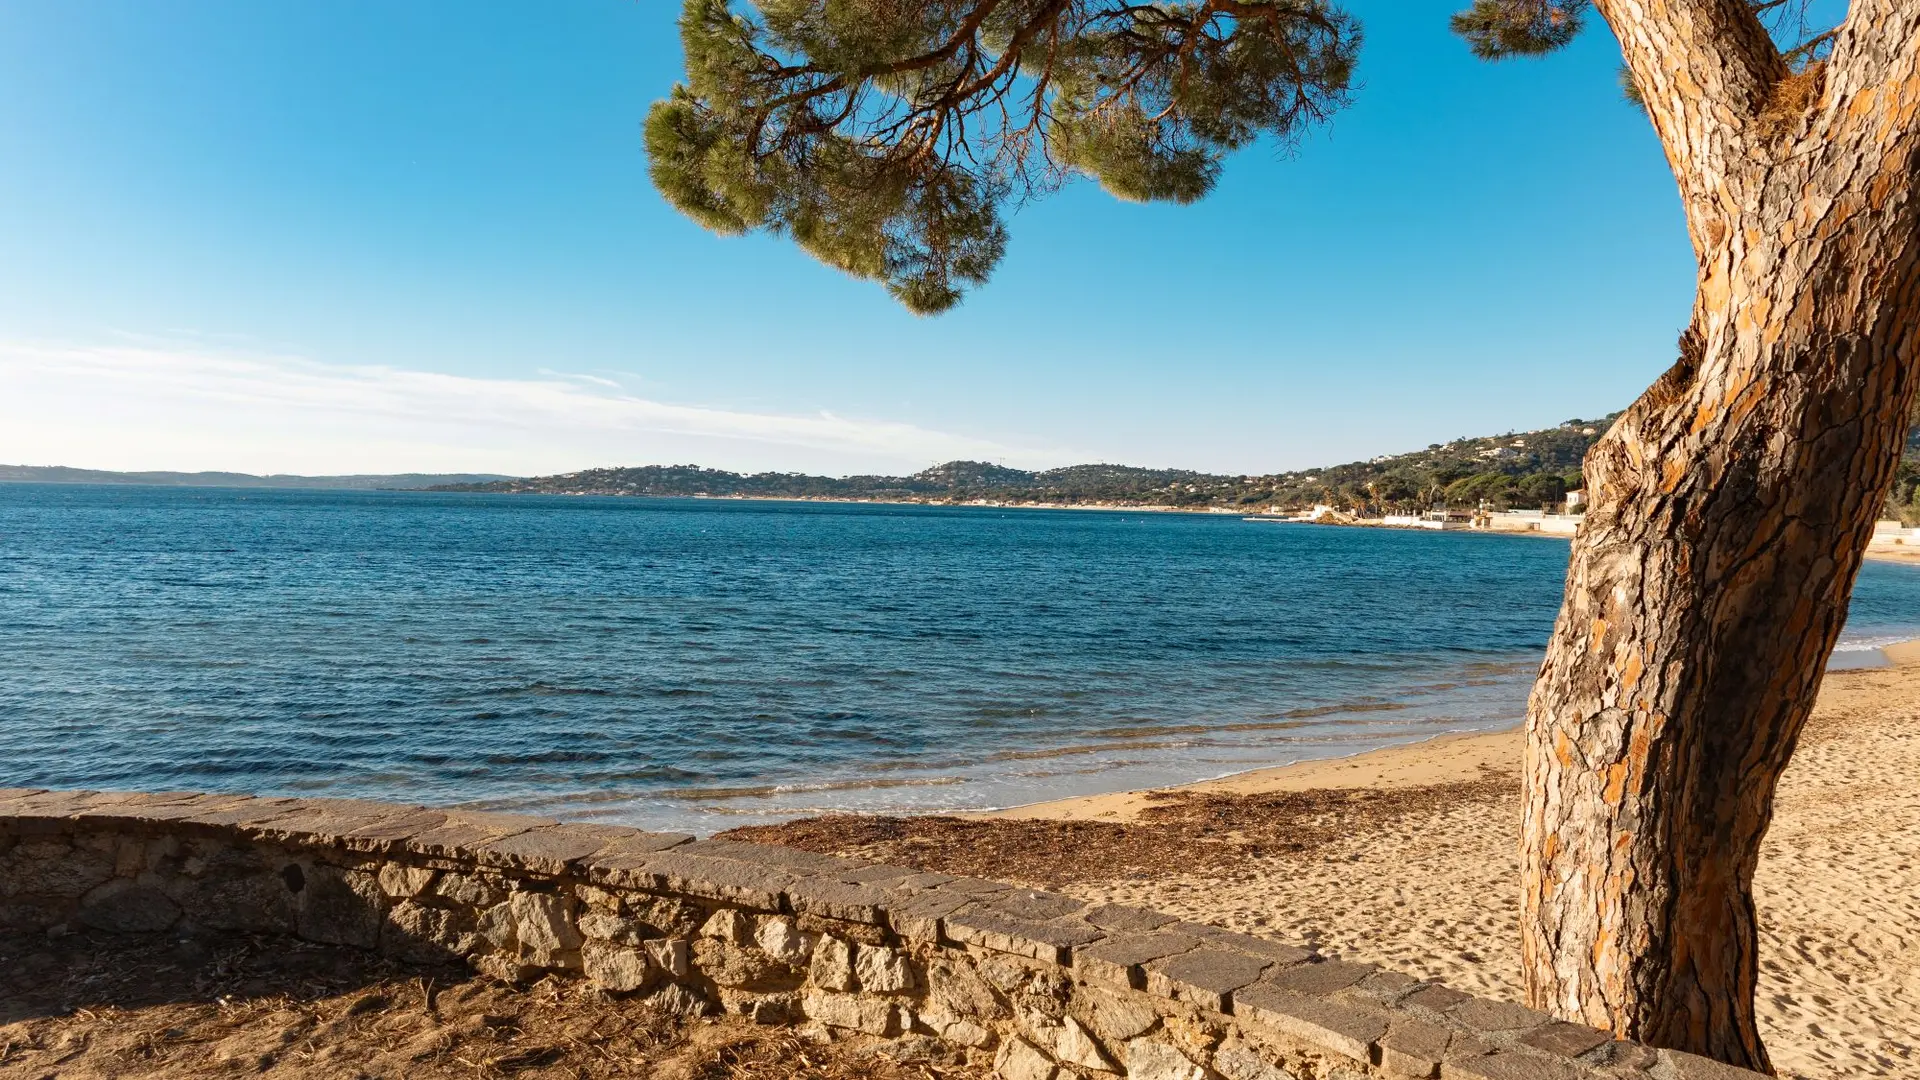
[1518,15,1920,1059]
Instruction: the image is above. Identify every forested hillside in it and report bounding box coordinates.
[439,417,1621,512]
[440,406,1920,519]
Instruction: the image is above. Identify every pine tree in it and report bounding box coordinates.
[647,1,1920,1069]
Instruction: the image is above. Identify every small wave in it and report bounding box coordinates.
[655,776,965,801]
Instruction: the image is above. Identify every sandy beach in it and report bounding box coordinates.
[743,639,1920,1078]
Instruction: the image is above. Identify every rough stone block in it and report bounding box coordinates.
[803,990,899,1036]
[994,1037,1060,1080]
[701,907,754,946]
[945,910,1103,965]
[1260,959,1376,997]
[854,944,916,993]
[1,838,114,898]
[1051,1015,1119,1073]
[580,910,649,945]
[1123,1038,1210,1080]
[1072,986,1161,1044]
[508,890,582,968]
[382,900,473,961]
[1233,984,1388,1063]
[1143,948,1270,1013]
[646,937,691,979]
[432,871,505,909]
[375,863,436,899]
[1075,932,1202,991]
[583,941,652,992]
[754,916,813,964]
[1214,1042,1297,1080]
[809,935,857,991]
[694,938,798,991]
[77,879,181,933]
[298,864,384,948]
[174,868,298,933]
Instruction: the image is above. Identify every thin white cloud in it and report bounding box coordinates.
[0,340,1063,477]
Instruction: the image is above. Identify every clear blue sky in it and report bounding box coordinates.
[0,1,1697,477]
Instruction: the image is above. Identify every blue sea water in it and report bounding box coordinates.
[2,484,1917,834]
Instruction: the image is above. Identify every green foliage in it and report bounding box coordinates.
[440,415,1623,512]
[647,0,1359,312]
[1448,0,1587,60]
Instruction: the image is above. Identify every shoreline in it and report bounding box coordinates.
[984,637,1920,824]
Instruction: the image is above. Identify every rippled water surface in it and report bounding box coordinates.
[3,485,1918,832]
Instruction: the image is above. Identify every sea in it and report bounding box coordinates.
[3,484,1918,834]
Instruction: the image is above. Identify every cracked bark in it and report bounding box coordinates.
[1521,1,1920,1070]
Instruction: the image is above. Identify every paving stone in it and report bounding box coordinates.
[175,799,318,831]
[784,877,891,924]
[1260,959,1376,996]
[1520,1021,1614,1059]
[679,839,867,875]
[0,788,49,805]
[1403,984,1474,1015]
[1377,1015,1453,1078]
[1233,984,1388,1063]
[470,826,615,875]
[337,810,453,853]
[1656,1049,1772,1080]
[887,887,978,944]
[944,909,1103,965]
[1448,998,1554,1034]
[1180,925,1317,966]
[404,820,538,860]
[835,863,919,884]
[1440,1050,1584,1080]
[1084,903,1177,934]
[1355,969,1423,1001]
[85,794,257,824]
[978,888,1086,922]
[1074,932,1202,991]
[577,825,693,856]
[591,851,794,911]
[1143,948,1270,1013]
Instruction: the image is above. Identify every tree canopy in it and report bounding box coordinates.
[647,0,1839,314]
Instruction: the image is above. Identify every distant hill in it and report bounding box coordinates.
[436,417,1623,513]
[0,466,512,491]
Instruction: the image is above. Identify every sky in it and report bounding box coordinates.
[0,1,1699,478]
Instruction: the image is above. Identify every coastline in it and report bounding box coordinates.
[985,636,1920,824]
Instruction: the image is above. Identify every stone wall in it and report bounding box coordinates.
[0,788,1758,1080]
